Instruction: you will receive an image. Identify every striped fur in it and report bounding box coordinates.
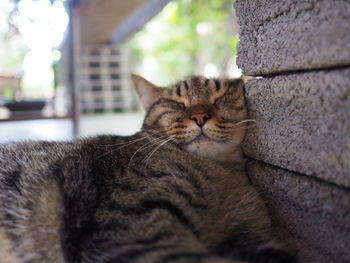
[0,76,296,262]
[135,75,250,169]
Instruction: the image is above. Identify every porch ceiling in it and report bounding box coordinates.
[77,0,172,46]
[78,0,147,46]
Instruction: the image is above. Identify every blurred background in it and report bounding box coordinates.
[0,0,240,142]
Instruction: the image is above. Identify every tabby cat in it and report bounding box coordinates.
[0,75,295,263]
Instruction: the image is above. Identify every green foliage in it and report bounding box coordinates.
[3,87,14,101]
[128,0,237,85]
[229,36,239,55]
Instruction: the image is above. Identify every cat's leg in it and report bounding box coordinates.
[81,211,250,263]
[102,232,249,263]
[215,233,296,263]
[244,241,296,263]
[210,185,297,263]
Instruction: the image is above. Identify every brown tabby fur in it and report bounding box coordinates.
[0,75,295,263]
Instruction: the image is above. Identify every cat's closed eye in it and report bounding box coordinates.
[213,98,220,108]
[178,102,186,109]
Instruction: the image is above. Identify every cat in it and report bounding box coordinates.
[0,75,296,263]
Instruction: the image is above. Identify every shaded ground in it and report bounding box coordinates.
[0,112,145,143]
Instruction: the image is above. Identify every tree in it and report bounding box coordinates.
[128,0,239,85]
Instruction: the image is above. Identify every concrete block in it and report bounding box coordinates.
[235,0,350,75]
[243,68,350,187]
[247,160,350,263]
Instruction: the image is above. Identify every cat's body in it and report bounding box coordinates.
[0,76,295,263]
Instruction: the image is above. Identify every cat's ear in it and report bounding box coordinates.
[132,74,161,111]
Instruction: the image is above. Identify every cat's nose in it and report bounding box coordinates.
[190,112,210,127]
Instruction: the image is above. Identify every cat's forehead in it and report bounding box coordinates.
[174,76,211,94]
[163,76,230,104]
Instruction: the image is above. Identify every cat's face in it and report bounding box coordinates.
[133,75,248,163]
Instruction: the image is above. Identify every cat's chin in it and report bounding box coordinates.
[181,135,228,161]
[180,133,244,165]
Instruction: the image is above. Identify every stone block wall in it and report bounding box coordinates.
[235,0,350,262]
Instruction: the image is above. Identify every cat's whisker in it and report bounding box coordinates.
[97,135,159,159]
[98,135,151,147]
[218,119,257,132]
[235,119,257,125]
[141,136,176,167]
[224,123,257,131]
[111,132,168,147]
[127,136,170,167]
[225,119,257,127]
[98,127,171,148]
[144,127,173,136]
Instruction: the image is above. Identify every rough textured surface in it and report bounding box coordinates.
[236,0,350,260]
[235,0,350,75]
[247,160,350,263]
[243,68,350,188]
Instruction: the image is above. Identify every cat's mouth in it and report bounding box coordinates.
[182,130,222,146]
